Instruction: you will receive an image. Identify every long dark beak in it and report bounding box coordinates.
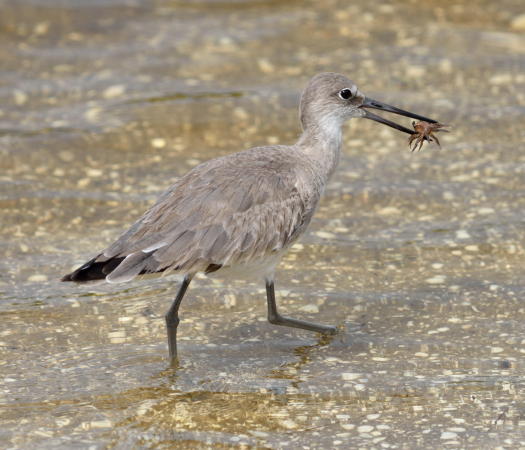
[360,97,438,135]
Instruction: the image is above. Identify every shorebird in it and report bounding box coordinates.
[62,73,438,361]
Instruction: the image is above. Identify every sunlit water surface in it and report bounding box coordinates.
[1,0,525,447]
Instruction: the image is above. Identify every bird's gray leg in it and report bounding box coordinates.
[165,274,193,362]
[265,279,337,335]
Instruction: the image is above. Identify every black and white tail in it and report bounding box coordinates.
[61,256,125,283]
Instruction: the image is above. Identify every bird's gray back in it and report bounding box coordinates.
[100,145,325,281]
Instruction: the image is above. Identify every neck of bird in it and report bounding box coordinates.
[296,116,344,181]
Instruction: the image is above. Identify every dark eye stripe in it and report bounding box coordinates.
[339,89,353,100]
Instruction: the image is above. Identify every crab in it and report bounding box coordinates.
[408,121,449,152]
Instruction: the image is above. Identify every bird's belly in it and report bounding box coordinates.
[207,251,285,281]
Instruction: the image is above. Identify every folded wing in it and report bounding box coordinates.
[63,147,318,283]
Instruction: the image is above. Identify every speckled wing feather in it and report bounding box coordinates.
[95,146,320,282]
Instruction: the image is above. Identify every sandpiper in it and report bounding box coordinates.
[62,72,439,361]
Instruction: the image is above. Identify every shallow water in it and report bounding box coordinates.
[1,0,525,447]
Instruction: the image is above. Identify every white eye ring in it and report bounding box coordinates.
[338,88,353,100]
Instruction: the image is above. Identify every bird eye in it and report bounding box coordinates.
[338,88,353,100]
